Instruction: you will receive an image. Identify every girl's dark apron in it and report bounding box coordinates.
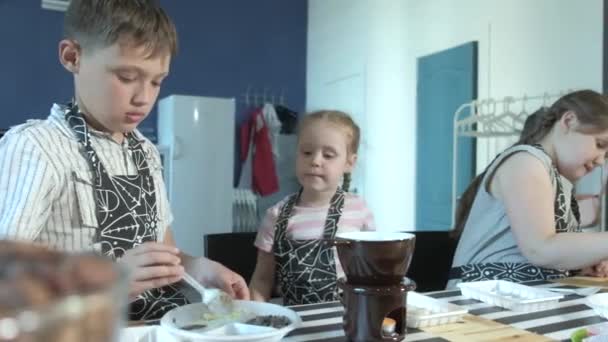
[273,188,345,305]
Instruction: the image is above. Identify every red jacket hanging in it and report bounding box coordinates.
[240,109,279,196]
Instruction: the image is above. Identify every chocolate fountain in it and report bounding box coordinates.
[332,232,416,342]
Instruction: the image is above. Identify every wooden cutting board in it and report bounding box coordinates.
[552,276,608,288]
[420,315,553,341]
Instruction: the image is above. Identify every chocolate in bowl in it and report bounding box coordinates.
[328,231,416,286]
[245,315,291,329]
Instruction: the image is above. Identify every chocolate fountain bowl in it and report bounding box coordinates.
[328,231,416,286]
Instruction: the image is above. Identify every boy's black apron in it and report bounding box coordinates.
[273,188,345,305]
[65,104,188,320]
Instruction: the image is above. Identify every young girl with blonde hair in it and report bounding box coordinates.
[249,110,376,305]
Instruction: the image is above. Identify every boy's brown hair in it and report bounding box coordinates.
[63,0,178,58]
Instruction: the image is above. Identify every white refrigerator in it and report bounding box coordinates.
[157,95,235,257]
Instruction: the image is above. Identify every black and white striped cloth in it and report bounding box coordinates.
[284,280,606,342]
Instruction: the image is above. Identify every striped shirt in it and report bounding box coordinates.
[0,104,172,252]
[254,193,376,278]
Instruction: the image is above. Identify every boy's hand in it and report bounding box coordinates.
[580,260,608,278]
[118,242,184,301]
[192,258,250,300]
[593,260,608,277]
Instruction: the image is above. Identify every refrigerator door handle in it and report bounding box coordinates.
[173,136,184,160]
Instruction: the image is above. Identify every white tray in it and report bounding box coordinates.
[160,300,302,342]
[457,280,563,311]
[406,292,468,328]
[586,293,608,319]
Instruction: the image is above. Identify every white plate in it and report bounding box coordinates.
[160,300,302,342]
[457,280,563,311]
[119,326,177,342]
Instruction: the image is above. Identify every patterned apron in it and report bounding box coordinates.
[273,188,345,305]
[65,104,188,320]
[450,144,581,283]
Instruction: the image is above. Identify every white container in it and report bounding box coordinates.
[586,293,608,319]
[457,280,563,311]
[160,300,302,342]
[406,291,468,328]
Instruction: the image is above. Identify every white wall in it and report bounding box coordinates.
[308,0,603,231]
[405,0,603,169]
[308,0,412,231]
[307,0,370,198]
[365,1,412,231]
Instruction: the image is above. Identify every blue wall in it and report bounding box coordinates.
[0,1,70,127]
[0,0,307,141]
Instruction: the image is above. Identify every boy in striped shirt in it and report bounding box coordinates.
[0,0,248,320]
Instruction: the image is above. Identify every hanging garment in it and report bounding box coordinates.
[65,104,188,320]
[273,188,345,305]
[255,134,300,219]
[274,105,298,135]
[262,103,281,158]
[239,108,279,196]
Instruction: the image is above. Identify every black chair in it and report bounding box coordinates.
[204,232,258,284]
[405,231,457,292]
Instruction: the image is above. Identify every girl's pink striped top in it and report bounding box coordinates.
[254,193,376,278]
